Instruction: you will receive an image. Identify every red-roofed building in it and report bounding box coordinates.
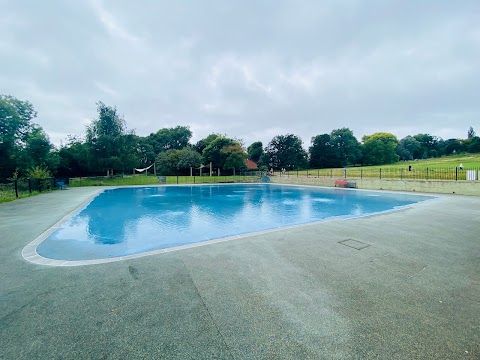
[244,158,258,170]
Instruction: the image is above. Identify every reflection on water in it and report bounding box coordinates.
[37,184,433,261]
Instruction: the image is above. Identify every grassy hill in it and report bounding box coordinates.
[298,153,480,180]
[360,153,480,169]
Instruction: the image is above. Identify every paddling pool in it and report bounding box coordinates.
[33,184,434,261]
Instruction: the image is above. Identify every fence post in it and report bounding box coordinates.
[14,179,19,198]
[176,175,179,184]
[400,169,403,180]
[330,169,332,178]
[426,167,429,180]
[455,167,458,181]
[317,169,319,177]
[379,168,382,179]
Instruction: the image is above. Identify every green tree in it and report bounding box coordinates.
[309,134,337,168]
[221,145,247,175]
[396,136,422,160]
[26,166,53,191]
[465,136,480,153]
[85,101,133,175]
[27,166,51,179]
[147,126,192,155]
[202,136,239,170]
[330,128,362,166]
[441,138,464,155]
[177,147,202,171]
[120,133,142,172]
[0,95,38,178]
[19,125,53,170]
[57,136,90,176]
[413,134,440,158]
[155,150,179,175]
[194,133,220,154]
[135,135,156,167]
[467,126,475,139]
[362,132,399,165]
[262,134,308,170]
[247,141,263,163]
[468,136,480,153]
[155,148,201,175]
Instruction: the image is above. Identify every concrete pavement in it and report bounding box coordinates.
[0,186,479,359]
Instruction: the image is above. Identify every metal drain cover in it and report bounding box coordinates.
[338,239,370,250]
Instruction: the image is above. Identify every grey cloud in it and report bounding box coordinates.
[2,0,479,149]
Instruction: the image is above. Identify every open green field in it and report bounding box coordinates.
[361,153,480,169]
[297,154,480,180]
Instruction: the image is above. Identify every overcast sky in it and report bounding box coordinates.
[2,0,479,148]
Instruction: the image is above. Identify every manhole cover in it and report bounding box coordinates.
[338,239,370,250]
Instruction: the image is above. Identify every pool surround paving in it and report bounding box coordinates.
[0,185,479,359]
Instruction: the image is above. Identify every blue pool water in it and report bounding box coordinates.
[36,184,433,261]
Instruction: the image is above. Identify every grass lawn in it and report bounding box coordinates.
[1,175,259,202]
[297,153,480,180]
[0,187,43,203]
[69,174,259,187]
[360,153,480,169]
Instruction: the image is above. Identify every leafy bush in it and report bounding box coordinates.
[27,166,51,179]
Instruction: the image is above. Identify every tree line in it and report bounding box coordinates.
[1,95,479,180]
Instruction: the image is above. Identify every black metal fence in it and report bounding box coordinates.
[0,178,70,201]
[3,167,478,202]
[69,172,260,187]
[284,167,480,181]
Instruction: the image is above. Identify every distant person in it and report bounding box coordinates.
[269,168,274,176]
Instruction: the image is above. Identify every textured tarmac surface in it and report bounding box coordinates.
[0,186,479,359]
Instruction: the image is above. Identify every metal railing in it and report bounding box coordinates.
[0,178,70,201]
[5,167,475,201]
[281,167,480,181]
[69,172,261,187]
